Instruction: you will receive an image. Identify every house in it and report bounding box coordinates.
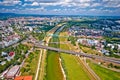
[118,44,120,50]
[0,42,5,48]
[1,52,7,56]
[0,69,8,79]
[14,76,33,80]
[28,27,33,31]
[0,61,6,65]
[101,49,110,55]
[107,44,114,49]
[4,52,15,61]
[9,52,15,58]
[4,65,20,79]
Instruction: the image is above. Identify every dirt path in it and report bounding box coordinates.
[59,58,66,80]
[35,49,43,80]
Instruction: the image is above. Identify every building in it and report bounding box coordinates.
[9,52,15,57]
[0,42,5,48]
[1,52,7,56]
[14,76,32,80]
[0,61,6,65]
[4,65,20,79]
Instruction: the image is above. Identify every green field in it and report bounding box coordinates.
[21,50,40,79]
[45,31,64,80]
[79,44,102,55]
[88,60,120,80]
[60,43,90,80]
[46,50,63,80]
[59,32,90,80]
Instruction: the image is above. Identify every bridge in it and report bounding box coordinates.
[46,34,69,38]
[34,44,120,64]
[48,42,70,44]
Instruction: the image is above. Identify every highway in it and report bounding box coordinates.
[34,44,120,64]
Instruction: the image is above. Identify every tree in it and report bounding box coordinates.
[109,63,113,68]
[91,45,96,49]
[113,45,118,53]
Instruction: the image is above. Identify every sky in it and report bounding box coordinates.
[0,0,120,16]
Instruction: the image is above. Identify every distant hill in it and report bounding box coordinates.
[0,13,16,16]
[0,13,18,20]
[0,12,120,20]
[0,13,58,20]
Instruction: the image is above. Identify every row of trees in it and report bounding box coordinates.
[67,36,77,46]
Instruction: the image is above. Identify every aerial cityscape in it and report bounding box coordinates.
[0,0,120,80]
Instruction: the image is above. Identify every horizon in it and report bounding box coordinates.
[1,12,120,17]
[0,0,120,16]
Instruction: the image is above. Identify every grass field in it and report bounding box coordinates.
[21,50,40,79]
[46,50,63,80]
[87,60,120,80]
[45,32,64,80]
[59,32,90,80]
[61,53,90,80]
[79,45,102,55]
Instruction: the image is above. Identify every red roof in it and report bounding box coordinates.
[9,52,15,57]
[14,76,32,80]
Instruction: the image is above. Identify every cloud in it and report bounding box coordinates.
[53,9,61,12]
[24,0,34,2]
[0,0,120,15]
[22,2,39,6]
[103,0,120,8]
[39,0,91,8]
[74,0,91,3]
[0,0,21,6]
[31,2,39,6]
[26,7,45,11]
[89,8,96,11]
[91,3,101,7]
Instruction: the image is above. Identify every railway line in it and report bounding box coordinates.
[34,44,120,64]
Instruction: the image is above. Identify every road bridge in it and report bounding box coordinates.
[48,42,70,44]
[46,34,69,38]
[34,44,120,64]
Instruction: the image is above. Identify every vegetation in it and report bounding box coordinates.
[46,50,63,80]
[0,44,30,73]
[104,37,120,44]
[67,20,95,27]
[108,54,120,58]
[21,50,40,79]
[61,53,90,80]
[59,32,90,80]
[79,44,102,55]
[31,31,46,41]
[87,60,120,80]
[40,25,55,32]
[45,29,64,80]
[104,43,120,58]
[67,36,77,46]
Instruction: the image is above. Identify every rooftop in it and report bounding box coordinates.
[6,65,20,77]
[14,76,32,80]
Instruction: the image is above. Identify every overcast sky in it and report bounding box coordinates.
[0,0,120,16]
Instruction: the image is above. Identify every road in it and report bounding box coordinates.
[34,44,120,64]
[48,41,70,44]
